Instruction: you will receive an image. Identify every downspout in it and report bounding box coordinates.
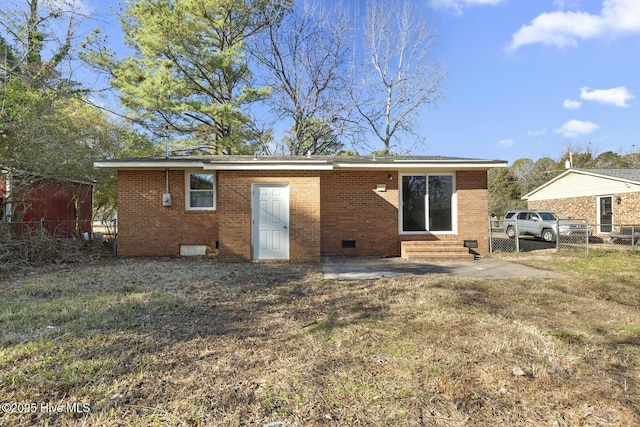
[162,130,172,207]
[165,129,169,196]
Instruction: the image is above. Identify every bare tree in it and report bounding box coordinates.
[352,0,445,155]
[252,1,354,155]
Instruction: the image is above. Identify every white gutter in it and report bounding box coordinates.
[202,161,332,171]
[94,159,506,171]
[94,161,207,169]
[333,161,507,170]
[94,159,334,171]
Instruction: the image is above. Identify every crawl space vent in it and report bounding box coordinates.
[341,240,356,249]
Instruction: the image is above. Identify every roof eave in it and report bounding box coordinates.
[523,168,640,200]
[574,168,640,186]
[94,160,207,169]
[94,158,507,171]
[334,160,507,170]
[203,160,333,171]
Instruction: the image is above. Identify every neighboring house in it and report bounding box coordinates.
[523,168,640,235]
[0,166,93,238]
[94,155,507,262]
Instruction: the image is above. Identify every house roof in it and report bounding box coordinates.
[523,168,640,200]
[94,155,507,171]
[579,168,640,182]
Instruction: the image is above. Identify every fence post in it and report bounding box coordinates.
[632,225,636,252]
[585,225,589,257]
[515,219,520,253]
[488,215,493,253]
[556,219,560,252]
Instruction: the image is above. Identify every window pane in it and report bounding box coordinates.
[190,174,214,190]
[190,191,214,208]
[428,176,452,231]
[402,176,426,231]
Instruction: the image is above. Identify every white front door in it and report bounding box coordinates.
[252,183,289,260]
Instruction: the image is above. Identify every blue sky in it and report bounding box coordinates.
[57,0,640,164]
[419,0,639,164]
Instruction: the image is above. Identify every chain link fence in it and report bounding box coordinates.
[489,215,638,256]
[556,219,593,255]
[489,216,518,253]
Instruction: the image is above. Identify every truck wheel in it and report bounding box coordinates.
[506,226,516,239]
[542,229,555,242]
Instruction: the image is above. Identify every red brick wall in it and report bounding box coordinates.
[217,171,321,262]
[117,170,218,256]
[320,170,490,256]
[321,170,400,256]
[456,170,489,254]
[116,168,491,259]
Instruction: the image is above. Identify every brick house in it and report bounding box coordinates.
[95,155,506,262]
[523,168,640,235]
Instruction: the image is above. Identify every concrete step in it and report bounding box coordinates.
[406,253,476,262]
[403,246,470,253]
[401,240,475,262]
[401,240,463,247]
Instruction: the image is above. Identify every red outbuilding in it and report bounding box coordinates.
[1,166,93,238]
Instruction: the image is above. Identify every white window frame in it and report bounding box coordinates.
[398,172,457,235]
[185,171,216,211]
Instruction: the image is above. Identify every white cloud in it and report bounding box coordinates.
[4,0,92,16]
[580,86,634,107]
[563,99,582,109]
[498,138,514,147]
[508,0,640,51]
[528,129,548,137]
[49,0,91,15]
[428,0,505,14]
[554,119,599,137]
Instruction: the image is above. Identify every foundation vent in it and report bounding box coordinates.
[341,240,356,249]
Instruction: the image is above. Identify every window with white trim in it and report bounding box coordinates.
[186,172,215,210]
[401,174,454,233]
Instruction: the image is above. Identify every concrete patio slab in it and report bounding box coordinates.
[322,256,567,280]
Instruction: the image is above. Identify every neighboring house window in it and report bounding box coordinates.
[186,172,215,210]
[401,174,454,233]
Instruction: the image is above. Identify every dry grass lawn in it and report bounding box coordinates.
[0,251,639,426]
